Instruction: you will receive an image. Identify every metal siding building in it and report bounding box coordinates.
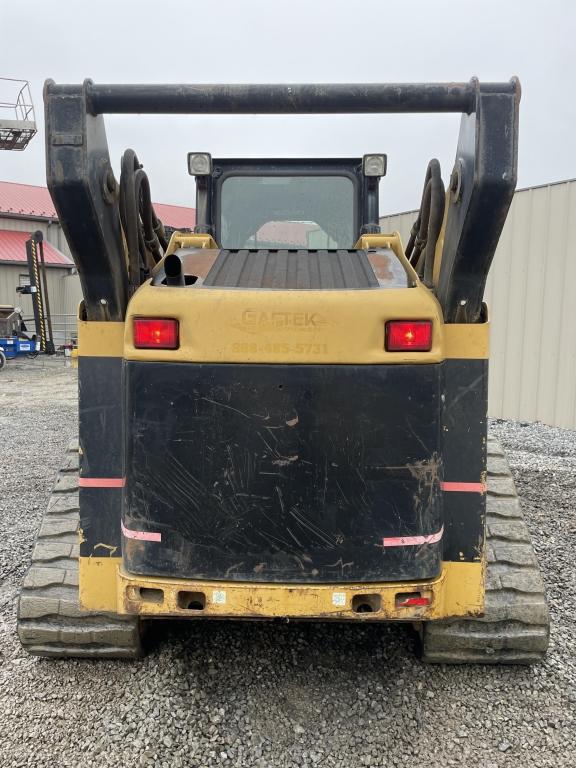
[380,179,576,429]
[0,180,196,347]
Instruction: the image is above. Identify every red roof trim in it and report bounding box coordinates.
[0,181,57,218]
[0,230,73,265]
[0,180,195,228]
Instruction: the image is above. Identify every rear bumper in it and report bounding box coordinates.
[79,557,484,621]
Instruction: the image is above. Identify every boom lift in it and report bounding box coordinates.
[0,78,36,151]
[17,79,549,663]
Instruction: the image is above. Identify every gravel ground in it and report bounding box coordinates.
[0,358,575,767]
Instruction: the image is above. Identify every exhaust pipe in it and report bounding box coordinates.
[164,253,184,286]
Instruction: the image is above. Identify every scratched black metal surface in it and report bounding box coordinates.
[78,356,123,557]
[441,359,488,562]
[123,362,443,582]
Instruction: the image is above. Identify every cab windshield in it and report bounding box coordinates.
[219,175,356,249]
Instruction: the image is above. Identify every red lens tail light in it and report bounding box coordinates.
[395,592,431,608]
[385,320,432,352]
[133,318,179,349]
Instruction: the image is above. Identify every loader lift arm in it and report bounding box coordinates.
[44,78,519,323]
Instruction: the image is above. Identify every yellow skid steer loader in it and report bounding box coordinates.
[18,78,549,663]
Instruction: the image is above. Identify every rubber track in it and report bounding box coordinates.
[420,438,550,664]
[17,441,142,658]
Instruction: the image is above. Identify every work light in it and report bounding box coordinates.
[187,152,212,176]
[363,154,387,177]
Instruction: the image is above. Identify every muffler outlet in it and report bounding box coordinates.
[164,253,184,286]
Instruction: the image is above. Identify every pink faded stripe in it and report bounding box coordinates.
[79,477,125,488]
[441,481,486,493]
[383,525,444,548]
[121,520,162,543]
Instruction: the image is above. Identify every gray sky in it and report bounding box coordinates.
[1,0,574,214]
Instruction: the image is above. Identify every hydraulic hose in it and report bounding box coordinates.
[405,159,445,286]
[119,149,168,294]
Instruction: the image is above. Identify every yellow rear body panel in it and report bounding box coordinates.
[79,557,483,621]
[125,283,445,365]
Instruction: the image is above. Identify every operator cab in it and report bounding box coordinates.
[188,154,387,247]
[153,153,409,292]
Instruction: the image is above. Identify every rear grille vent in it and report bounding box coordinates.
[203,249,379,290]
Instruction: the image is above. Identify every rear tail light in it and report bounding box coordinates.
[385,320,432,352]
[395,592,431,608]
[133,318,179,349]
